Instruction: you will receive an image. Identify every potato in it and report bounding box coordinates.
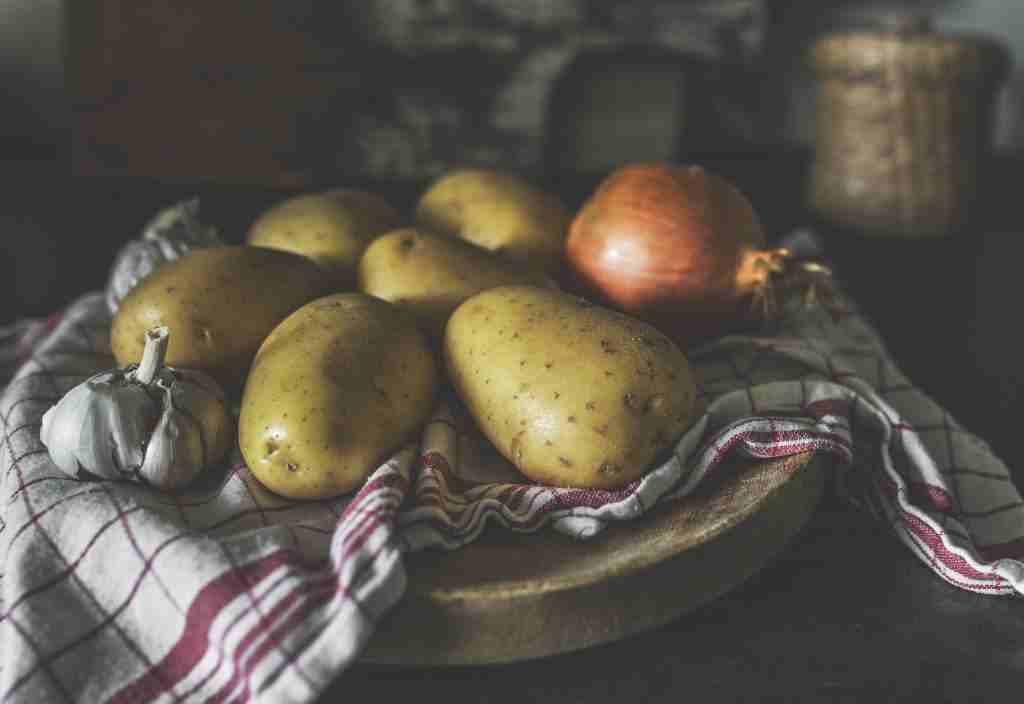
[445,286,697,489]
[239,293,438,499]
[110,246,332,392]
[247,189,403,287]
[358,227,555,342]
[414,168,571,275]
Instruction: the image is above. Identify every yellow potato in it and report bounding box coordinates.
[445,285,697,489]
[358,227,555,342]
[110,246,332,392]
[414,169,571,275]
[239,294,438,499]
[247,189,403,287]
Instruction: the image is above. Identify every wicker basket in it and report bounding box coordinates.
[807,20,1008,238]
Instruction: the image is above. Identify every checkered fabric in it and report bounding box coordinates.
[1,232,1022,702]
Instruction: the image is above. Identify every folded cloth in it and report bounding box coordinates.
[2,233,1023,702]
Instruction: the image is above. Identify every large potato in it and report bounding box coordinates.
[446,286,697,489]
[414,169,571,275]
[110,246,332,392]
[247,189,403,287]
[239,294,438,499]
[358,227,555,341]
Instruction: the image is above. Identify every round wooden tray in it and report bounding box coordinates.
[362,451,827,666]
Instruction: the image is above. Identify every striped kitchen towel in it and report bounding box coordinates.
[1,236,1022,702]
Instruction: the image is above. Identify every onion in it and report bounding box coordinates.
[566,163,806,342]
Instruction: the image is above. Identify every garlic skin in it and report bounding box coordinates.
[40,327,232,491]
[106,199,224,314]
[41,370,159,481]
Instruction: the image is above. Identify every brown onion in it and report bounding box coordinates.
[566,163,793,342]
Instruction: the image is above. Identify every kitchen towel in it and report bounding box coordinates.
[1,232,1023,703]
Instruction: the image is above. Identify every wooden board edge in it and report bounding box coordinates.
[362,453,829,666]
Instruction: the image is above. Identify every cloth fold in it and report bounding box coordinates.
[2,239,1023,702]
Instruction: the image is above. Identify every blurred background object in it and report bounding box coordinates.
[5,2,1024,169]
[63,0,767,185]
[806,16,1008,238]
[0,0,66,158]
[770,0,1024,151]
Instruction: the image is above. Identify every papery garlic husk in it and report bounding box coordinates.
[40,327,232,491]
[105,198,224,314]
[41,370,160,480]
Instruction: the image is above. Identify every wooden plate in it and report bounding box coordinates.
[362,451,827,666]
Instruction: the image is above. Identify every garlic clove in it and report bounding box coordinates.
[72,377,129,480]
[40,371,160,481]
[138,386,203,490]
[75,381,113,478]
[104,383,161,477]
[40,382,94,477]
[171,369,231,468]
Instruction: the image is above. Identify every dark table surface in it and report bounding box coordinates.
[3,153,1024,701]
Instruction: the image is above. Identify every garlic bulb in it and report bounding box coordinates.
[40,327,233,491]
[106,198,224,314]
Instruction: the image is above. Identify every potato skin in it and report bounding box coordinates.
[445,286,697,489]
[414,169,571,275]
[358,227,555,342]
[247,189,403,287]
[110,246,332,392]
[239,294,438,499]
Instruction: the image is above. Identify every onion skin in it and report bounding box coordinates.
[566,163,785,342]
